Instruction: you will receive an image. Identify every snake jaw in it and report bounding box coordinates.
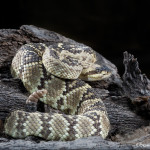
[88,72,111,81]
[79,72,111,81]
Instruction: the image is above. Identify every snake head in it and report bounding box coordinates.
[79,65,112,81]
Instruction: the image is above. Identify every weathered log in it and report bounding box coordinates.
[0,25,150,149]
[0,136,147,150]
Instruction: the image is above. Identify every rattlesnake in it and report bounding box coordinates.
[4,43,111,141]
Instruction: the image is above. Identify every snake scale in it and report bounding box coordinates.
[4,42,111,141]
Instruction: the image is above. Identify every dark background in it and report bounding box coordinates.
[1,0,150,77]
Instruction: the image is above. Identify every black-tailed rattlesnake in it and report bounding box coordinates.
[4,42,111,141]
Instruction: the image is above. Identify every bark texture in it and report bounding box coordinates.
[0,25,150,149]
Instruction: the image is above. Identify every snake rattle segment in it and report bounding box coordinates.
[4,43,111,141]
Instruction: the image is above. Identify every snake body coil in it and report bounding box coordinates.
[4,43,110,141]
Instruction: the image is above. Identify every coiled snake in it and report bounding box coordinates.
[4,43,111,141]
